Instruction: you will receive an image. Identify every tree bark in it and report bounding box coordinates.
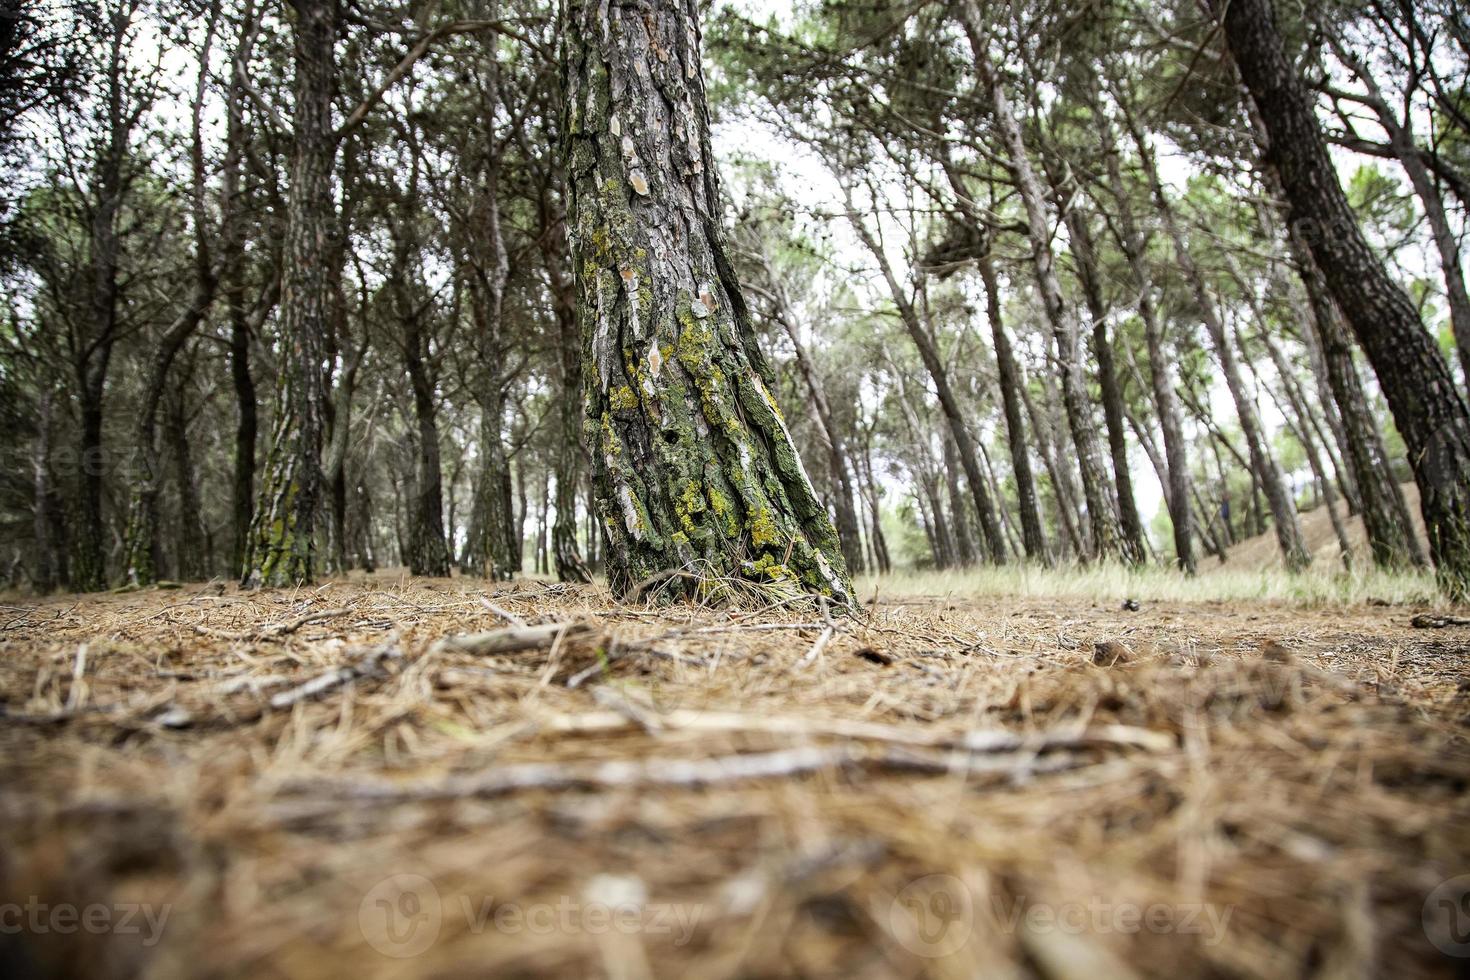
[961,17,1121,562]
[1097,124,1197,572]
[1127,119,1311,571]
[1216,0,1470,597]
[564,0,852,603]
[241,0,335,587]
[1064,204,1148,565]
[846,201,1007,565]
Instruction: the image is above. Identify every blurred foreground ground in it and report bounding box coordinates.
[1,574,1469,978]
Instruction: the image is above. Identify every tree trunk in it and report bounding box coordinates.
[241,0,335,588]
[547,246,593,583]
[1258,130,1430,569]
[164,375,208,581]
[963,18,1120,562]
[1217,0,1470,598]
[1128,120,1310,571]
[977,250,1047,562]
[757,250,866,575]
[943,433,977,566]
[1097,125,1196,573]
[564,0,852,603]
[1326,32,1470,385]
[1065,205,1148,565]
[847,203,1006,564]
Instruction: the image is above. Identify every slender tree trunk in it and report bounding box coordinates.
[242,0,335,587]
[846,203,1006,565]
[564,0,852,602]
[32,391,62,592]
[1326,33,1470,385]
[1127,121,1309,570]
[1065,206,1148,565]
[942,433,977,565]
[962,20,1120,562]
[759,258,866,575]
[478,395,516,580]
[1263,152,1429,569]
[547,251,592,583]
[164,375,207,580]
[1217,0,1470,597]
[977,251,1047,562]
[1097,126,1196,573]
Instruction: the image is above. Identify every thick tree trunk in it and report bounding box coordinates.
[1217,0,1470,597]
[564,0,851,603]
[241,0,335,588]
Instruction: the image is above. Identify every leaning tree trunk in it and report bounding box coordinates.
[977,249,1047,562]
[1098,124,1196,573]
[563,0,851,604]
[968,30,1119,562]
[847,205,1007,564]
[1066,205,1148,566]
[1262,145,1428,569]
[241,0,335,588]
[1129,120,1311,571]
[1216,0,1470,598]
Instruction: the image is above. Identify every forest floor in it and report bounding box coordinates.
[2,574,1469,979]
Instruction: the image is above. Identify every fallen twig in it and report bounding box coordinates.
[279,743,1087,802]
[429,621,597,656]
[194,607,354,641]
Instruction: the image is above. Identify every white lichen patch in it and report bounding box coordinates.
[617,485,644,541]
[647,337,663,378]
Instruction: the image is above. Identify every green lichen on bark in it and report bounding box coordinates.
[563,0,851,607]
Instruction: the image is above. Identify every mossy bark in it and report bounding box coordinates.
[562,0,852,605]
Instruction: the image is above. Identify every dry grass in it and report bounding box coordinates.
[859,561,1451,607]
[2,574,1469,978]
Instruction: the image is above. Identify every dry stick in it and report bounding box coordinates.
[268,642,401,711]
[194,607,353,640]
[480,599,527,628]
[279,744,1089,803]
[429,621,597,656]
[538,707,1175,754]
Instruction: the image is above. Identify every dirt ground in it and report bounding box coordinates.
[2,576,1469,979]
